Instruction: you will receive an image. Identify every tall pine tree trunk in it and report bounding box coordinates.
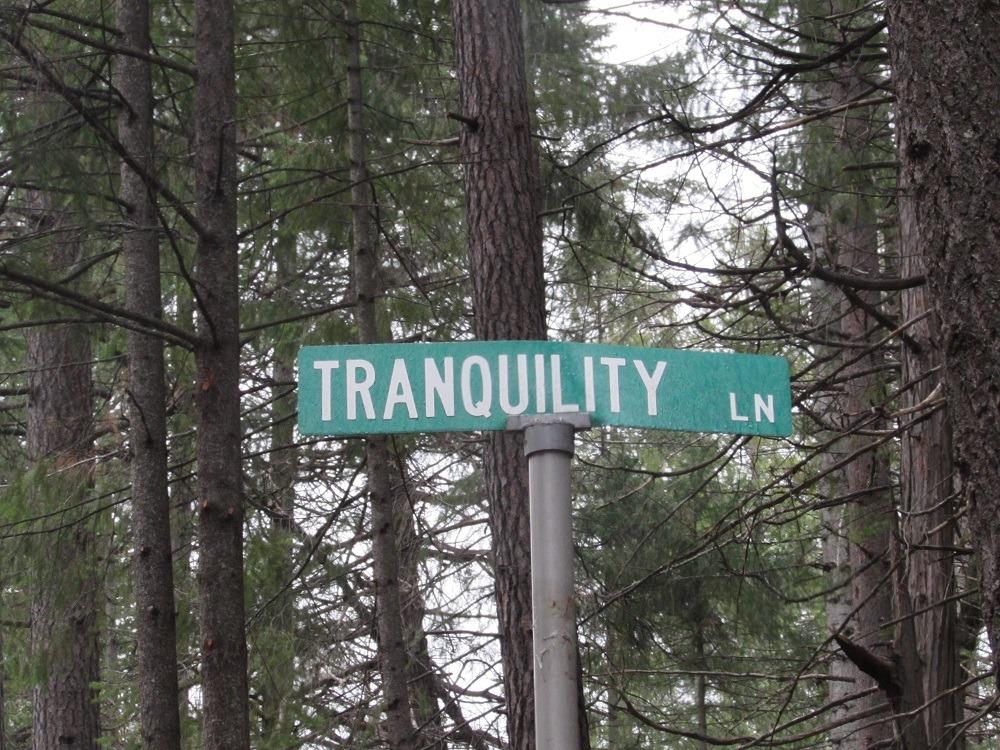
[809,250,859,749]
[816,428,855,747]
[117,1,183,747]
[835,175,894,750]
[900,234,961,747]
[452,0,547,746]
[25,192,101,750]
[887,3,964,738]
[343,3,416,747]
[886,0,1000,693]
[169,280,198,731]
[800,5,893,742]
[193,0,250,747]
[395,493,446,749]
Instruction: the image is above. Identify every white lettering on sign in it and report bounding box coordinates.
[310,353,679,425]
[347,360,376,420]
[461,356,492,417]
[384,359,418,420]
[730,392,776,423]
[754,394,775,423]
[551,356,580,413]
[533,354,546,413]
[729,392,749,422]
[499,354,529,415]
[425,357,455,417]
[314,360,340,421]
[634,360,667,416]
[600,357,626,413]
[583,356,596,412]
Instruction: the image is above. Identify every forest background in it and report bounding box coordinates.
[0,0,998,749]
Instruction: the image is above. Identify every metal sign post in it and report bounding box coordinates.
[508,413,592,750]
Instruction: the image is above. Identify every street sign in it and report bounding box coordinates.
[298,341,792,437]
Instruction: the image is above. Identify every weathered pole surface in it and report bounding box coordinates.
[509,415,590,750]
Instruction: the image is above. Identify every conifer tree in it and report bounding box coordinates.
[192,0,250,746]
[117,0,183,746]
[452,0,548,745]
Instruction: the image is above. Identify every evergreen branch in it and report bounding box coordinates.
[0,316,99,333]
[20,15,197,78]
[18,5,122,37]
[155,201,216,345]
[240,299,355,335]
[0,264,200,349]
[0,28,210,243]
[553,94,893,208]
[402,136,460,147]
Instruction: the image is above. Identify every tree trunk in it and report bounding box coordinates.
[888,5,964,737]
[344,3,416,747]
[117,1,183,748]
[889,518,931,749]
[899,224,961,748]
[451,0,548,746]
[834,138,895,750]
[821,484,857,748]
[396,501,447,749]
[193,0,250,747]
[25,192,101,750]
[800,5,894,742]
[885,0,1000,692]
[809,258,860,749]
[169,289,198,732]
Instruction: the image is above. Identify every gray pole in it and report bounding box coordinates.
[507,414,591,750]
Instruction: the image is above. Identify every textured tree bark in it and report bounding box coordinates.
[819,475,856,748]
[899,221,961,747]
[452,0,547,746]
[344,3,416,747]
[192,0,250,747]
[25,193,101,750]
[395,501,447,749]
[888,5,964,736]
[810,264,859,750]
[117,2,183,748]
[886,0,1000,692]
[800,6,893,742]
[169,291,198,732]
[834,133,895,750]
[888,520,931,750]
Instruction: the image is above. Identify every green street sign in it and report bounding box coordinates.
[298,341,792,437]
